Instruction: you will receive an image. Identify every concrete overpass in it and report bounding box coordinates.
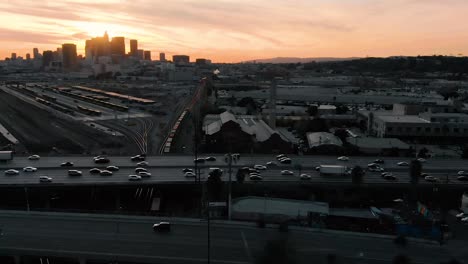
[0,155,467,187]
[0,210,464,264]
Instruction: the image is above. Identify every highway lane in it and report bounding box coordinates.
[0,166,466,186]
[0,210,462,264]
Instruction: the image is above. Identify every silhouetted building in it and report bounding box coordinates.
[130,39,138,56]
[196,58,211,65]
[160,52,166,62]
[62,43,77,70]
[137,49,144,60]
[110,37,125,56]
[26,53,31,60]
[10,53,16,60]
[33,48,39,59]
[173,55,190,64]
[42,50,53,67]
[144,50,151,60]
[85,32,111,62]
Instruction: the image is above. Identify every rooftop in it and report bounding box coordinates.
[346,137,410,149]
[307,132,343,148]
[376,115,429,124]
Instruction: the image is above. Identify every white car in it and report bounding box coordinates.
[266,161,277,166]
[139,171,152,177]
[281,170,294,175]
[249,175,263,181]
[278,158,292,164]
[23,167,37,172]
[128,175,142,181]
[368,167,384,172]
[337,156,349,161]
[461,217,468,223]
[68,170,82,176]
[300,173,311,180]
[28,155,40,160]
[4,169,19,175]
[424,176,439,182]
[99,170,113,176]
[276,154,286,159]
[458,171,468,176]
[254,165,267,170]
[397,162,409,166]
[39,176,52,182]
[456,212,465,218]
[417,158,426,163]
[184,172,196,178]
[137,161,149,167]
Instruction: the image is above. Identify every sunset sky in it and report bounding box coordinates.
[1,0,467,62]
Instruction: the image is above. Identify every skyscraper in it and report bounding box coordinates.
[26,53,31,60]
[62,43,77,70]
[137,49,144,60]
[11,53,16,60]
[144,50,151,60]
[130,39,138,56]
[42,50,53,67]
[173,55,190,64]
[110,37,125,56]
[159,52,166,62]
[33,48,39,59]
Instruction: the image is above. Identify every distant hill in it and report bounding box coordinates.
[242,57,360,64]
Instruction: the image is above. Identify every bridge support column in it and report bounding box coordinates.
[78,257,87,264]
[13,256,21,264]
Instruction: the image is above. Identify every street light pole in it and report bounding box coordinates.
[225,153,233,220]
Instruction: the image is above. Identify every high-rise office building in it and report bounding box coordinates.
[159,52,166,62]
[137,49,144,60]
[110,37,125,56]
[33,48,39,59]
[62,43,77,69]
[42,50,53,67]
[173,55,190,64]
[130,39,138,56]
[144,50,151,60]
[11,53,16,60]
[26,53,31,60]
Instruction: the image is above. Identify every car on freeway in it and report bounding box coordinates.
[128,175,142,181]
[461,217,468,223]
[106,166,119,171]
[281,170,294,175]
[232,153,241,159]
[457,176,468,181]
[153,222,171,232]
[382,174,397,181]
[28,155,40,160]
[131,155,145,161]
[266,161,277,167]
[247,168,260,174]
[417,158,426,163]
[397,162,409,166]
[39,176,53,183]
[368,167,384,172]
[420,173,429,177]
[89,168,101,174]
[276,154,287,159]
[205,156,216,161]
[254,165,267,170]
[194,158,205,163]
[139,171,151,177]
[94,157,110,164]
[135,167,148,173]
[137,161,149,167]
[4,169,19,175]
[249,175,263,181]
[99,170,113,176]
[23,167,37,172]
[381,172,392,176]
[458,171,468,176]
[68,170,82,176]
[456,212,465,218]
[61,161,74,167]
[337,156,349,161]
[374,159,384,164]
[300,174,311,180]
[182,168,193,173]
[279,158,292,164]
[424,176,439,182]
[184,172,196,178]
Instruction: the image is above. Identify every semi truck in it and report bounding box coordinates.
[318,165,349,176]
[0,151,13,161]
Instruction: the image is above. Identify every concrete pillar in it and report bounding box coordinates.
[13,256,21,264]
[78,257,87,264]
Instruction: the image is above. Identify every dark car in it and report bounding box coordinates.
[131,155,145,161]
[94,158,110,164]
[106,166,119,171]
[100,170,113,176]
[153,222,171,232]
[89,168,101,174]
[205,156,216,161]
[374,159,385,164]
[182,168,193,173]
[60,162,74,167]
[135,167,148,173]
[194,158,205,163]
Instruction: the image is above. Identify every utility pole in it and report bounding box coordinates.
[227,153,232,220]
[207,205,211,264]
[24,187,30,211]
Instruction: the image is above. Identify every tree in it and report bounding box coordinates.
[461,145,468,159]
[207,169,223,201]
[236,169,246,183]
[335,104,349,115]
[410,160,422,184]
[351,166,365,185]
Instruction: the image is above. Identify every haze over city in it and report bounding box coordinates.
[1,0,468,62]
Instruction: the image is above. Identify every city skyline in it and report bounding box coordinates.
[0,0,468,62]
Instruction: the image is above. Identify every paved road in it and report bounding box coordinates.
[0,210,463,264]
[0,155,467,186]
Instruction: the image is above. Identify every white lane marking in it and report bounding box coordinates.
[0,246,249,264]
[241,231,252,263]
